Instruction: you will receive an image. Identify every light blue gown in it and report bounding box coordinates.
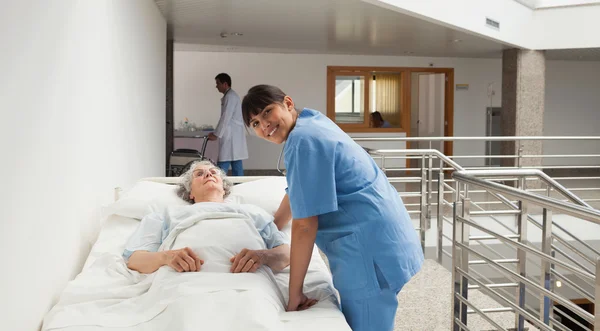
[122,203,288,261]
[284,108,424,331]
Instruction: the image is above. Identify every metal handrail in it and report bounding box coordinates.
[459,169,592,208]
[360,141,600,330]
[371,149,600,272]
[453,171,600,224]
[367,147,599,329]
[451,169,600,331]
[367,148,464,171]
[368,149,596,210]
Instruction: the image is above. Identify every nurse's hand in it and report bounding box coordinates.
[287,292,318,311]
[208,133,218,141]
[230,248,265,273]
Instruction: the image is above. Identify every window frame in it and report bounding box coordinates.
[327,66,408,133]
[327,66,454,142]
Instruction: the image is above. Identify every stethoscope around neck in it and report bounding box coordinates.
[274,108,302,176]
[277,140,287,176]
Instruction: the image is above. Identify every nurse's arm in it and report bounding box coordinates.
[273,194,292,230]
[289,216,318,298]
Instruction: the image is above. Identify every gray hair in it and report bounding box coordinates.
[177,160,233,203]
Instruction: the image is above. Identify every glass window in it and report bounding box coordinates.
[335,76,365,124]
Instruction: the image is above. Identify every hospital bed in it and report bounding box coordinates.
[41,176,351,331]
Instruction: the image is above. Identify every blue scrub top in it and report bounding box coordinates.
[284,108,424,300]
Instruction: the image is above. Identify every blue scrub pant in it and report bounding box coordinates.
[217,160,243,176]
[340,288,400,331]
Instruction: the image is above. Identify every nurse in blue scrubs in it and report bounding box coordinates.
[241,85,424,331]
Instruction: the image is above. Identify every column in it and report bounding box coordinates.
[501,49,546,170]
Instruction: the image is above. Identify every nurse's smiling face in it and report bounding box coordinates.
[248,96,297,144]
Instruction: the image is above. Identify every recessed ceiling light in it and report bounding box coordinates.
[404,51,414,55]
[452,39,462,43]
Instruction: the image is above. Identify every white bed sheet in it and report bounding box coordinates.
[51,214,351,331]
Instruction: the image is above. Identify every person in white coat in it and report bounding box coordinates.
[208,73,249,176]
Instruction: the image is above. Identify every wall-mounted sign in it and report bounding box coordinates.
[456,84,469,91]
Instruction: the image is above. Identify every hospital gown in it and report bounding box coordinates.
[123,202,288,261]
[284,108,424,331]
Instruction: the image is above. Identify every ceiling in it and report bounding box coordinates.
[515,0,600,9]
[155,0,510,58]
[155,0,600,61]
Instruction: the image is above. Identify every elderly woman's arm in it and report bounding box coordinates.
[230,244,290,273]
[124,212,205,274]
[273,194,292,230]
[127,251,167,274]
[128,248,204,274]
[230,204,291,273]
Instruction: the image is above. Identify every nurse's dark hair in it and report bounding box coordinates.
[241,84,287,127]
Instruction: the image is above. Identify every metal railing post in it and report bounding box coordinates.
[516,200,528,331]
[437,171,445,263]
[540,208,553,326]
[516,176,526,228]
[460,198,471,328]
[428,154,433,222]
[517,140,523,168]
[420,155,427,253]
[595,257,600,331]
[452,197,471,331]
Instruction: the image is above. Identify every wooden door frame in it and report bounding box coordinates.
[327,66,454,172]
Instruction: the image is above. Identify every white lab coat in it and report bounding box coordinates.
[214,88,248,161]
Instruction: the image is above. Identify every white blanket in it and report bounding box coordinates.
[42,210,340,331]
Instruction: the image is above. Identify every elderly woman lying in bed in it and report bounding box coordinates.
[123,160,291,274]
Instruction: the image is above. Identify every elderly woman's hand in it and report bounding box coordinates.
[164,247,204,272]
[230,248,266,273]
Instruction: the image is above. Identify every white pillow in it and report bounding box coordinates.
[105,177,288,220]
[229,177,288,215]
[105,181,190,220]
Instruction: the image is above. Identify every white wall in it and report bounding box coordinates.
[532,5,600,49]
[543,60,600,166]
[175,51,502,169]
[175,50,600,169]
[0,1,166,330]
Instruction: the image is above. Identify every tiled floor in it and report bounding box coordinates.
[393,260,540,331]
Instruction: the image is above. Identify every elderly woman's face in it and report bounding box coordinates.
[189,164,224,202]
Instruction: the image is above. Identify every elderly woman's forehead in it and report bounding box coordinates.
[194,164,211,170]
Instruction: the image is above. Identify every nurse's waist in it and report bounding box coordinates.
[319,208,402,225]
[317,224,394,243]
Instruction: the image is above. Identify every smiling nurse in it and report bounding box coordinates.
[241,85,424,331]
